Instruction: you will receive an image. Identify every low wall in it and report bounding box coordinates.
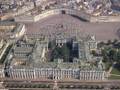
[90,16,120,22]
[14,15,35,22]
[34,9,61,22]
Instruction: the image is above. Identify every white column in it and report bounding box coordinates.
[89,71,91,80]
[83,71,85,80]
[79,71,81,80]
[15,69,17,79]
[21,69,24,79]
[31,69,34,79]
[34,69,36,79]
[9,69,12,78]
[26,70,29,79]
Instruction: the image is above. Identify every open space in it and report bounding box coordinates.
[26,14,120,41]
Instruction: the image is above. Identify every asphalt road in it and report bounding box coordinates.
[1,78,120,90]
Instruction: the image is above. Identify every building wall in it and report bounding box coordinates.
[0,39,4,49]
[14,15,35,22]
[14,8,90,22]
[15,24,26,38]
[7,68,106,81]
[10,24,26,39]
[0,25,15,30]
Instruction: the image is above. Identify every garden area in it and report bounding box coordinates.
[48,40,78,62]
[97,39,120,79]
[98,39,120,70]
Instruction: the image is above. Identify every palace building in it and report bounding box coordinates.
[3,32,106,81]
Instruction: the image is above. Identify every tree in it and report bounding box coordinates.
[91,50,97,56]
[117,50,120,62]
[112,39,118,45]
[106,40,112,45]
[97,41,105,48]
[101,49,109,62]
[108,49,116,61]
[48,40,56,49]
[115,42,120,49]
[51,44,70,62]
[61,45,70,62]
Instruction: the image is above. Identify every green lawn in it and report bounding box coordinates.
[111,67,120,75]
[109,67,120,80]
[104,62,112,71]
[108,75,120,79]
